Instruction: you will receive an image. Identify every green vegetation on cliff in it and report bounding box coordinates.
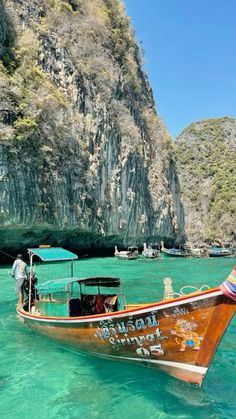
[175,117,236,242]
[0,0,154,145]
[0,0,180,253]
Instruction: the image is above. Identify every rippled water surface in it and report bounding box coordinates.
[0,255,236,418]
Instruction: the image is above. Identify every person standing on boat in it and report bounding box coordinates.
[11,254,28,307]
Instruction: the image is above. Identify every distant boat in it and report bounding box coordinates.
[114,246,138,260]
[142,243,160,259]
[160,241,190,257]
[185,244,208,258]
[17,247,236,386]
[208,246,231,257]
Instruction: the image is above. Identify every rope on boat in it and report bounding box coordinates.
[0,248,15,260]
[163,278,210,300]
[179,284,210,295]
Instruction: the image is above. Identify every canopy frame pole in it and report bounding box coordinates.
[28,251,34,312]
[120,283,126,309]
[71,260,74,278]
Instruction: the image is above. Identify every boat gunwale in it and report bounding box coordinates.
[17,286,222,322]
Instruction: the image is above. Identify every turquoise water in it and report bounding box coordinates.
[0,256,236,419]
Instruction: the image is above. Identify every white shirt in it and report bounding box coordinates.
[12,259,28,280]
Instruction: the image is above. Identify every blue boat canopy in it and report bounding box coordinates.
[28,247,78,262]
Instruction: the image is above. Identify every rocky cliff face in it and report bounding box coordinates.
[0,0,184,254]
[174,117,236,243]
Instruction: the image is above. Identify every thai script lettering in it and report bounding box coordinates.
[163,307,189,318]
[94,312,163,340]
[94,312,166,357]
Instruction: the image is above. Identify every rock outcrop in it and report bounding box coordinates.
[174,117,236,244]
[0,0,184,256]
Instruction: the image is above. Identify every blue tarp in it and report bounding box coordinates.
[36,277,79,294]
[36,277,121,295]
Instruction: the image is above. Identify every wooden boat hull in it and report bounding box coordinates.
[115,253,137,260]
[142,250,159,259]
[17,289,235,385]
[162,250,190,257]
[209,252,231,257]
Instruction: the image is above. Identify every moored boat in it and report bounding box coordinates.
[114,246,138,260]
[142,243,160,259]
[208,246,232,257]
[17,247,236,386]
[185,244,208,258]
[160,241,191,257]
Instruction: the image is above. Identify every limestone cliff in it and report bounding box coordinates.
[0,0,184,255]
[174,117,236,244]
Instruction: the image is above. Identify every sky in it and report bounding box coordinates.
[123,0,236,138]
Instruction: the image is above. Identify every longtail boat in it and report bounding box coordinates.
[208,246,231,257]
[142,243,160,259]
[160,241,191,257]
[114,246,138,260]
[17,247,236,386]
